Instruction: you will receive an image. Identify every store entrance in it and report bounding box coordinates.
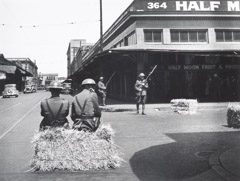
[169,72,186,99]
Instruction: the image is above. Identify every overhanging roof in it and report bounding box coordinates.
[0,65,16,74]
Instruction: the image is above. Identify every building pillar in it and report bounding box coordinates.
[136,52,148,76]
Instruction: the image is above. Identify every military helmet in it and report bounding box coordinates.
[139,73,145,77]
[81,78,96,85]
[48,81,63,89]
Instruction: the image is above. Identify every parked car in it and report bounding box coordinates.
[24,85,37,94]
[2,84,19,98]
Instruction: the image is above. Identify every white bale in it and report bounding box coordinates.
[170,99,198,115]
[30,124,124,171]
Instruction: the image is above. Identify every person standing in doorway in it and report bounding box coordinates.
[212,73,222,102]
[135,73,149,115]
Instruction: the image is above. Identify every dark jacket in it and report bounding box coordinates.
[40,96,69,128]
[71,89,101,122]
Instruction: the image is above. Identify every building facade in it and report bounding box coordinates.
[69,0,240,102]
[40,73,58,89]
[66,39,93,77]
[0,55,33,93]
[7,58,38,88]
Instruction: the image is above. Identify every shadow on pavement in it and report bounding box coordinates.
[129,131,240,181]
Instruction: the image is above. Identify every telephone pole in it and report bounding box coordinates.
[100,0,103,52]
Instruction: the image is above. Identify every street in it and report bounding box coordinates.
[0,91,240,181]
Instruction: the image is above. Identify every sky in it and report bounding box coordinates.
[0,0,133,77]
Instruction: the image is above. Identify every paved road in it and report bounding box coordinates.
[0,91,239,181]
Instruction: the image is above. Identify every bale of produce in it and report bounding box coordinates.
[30,124,124,172]
[170,99,198,115]
[227,103,240,128]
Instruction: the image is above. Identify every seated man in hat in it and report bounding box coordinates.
[71,78,101,132]
[39,81,70,130]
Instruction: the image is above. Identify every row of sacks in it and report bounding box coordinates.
[30,124,124,172]
[227,104,240,128]
[170,99,240,129]
[170,99,198,115]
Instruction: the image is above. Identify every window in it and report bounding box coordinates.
[215,30,240,42]
[171,30,207,43]
[144,29,162,42]
[115,40,124,48]
[125,31,137,46]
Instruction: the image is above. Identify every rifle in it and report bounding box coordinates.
[106,71,116,87]
[145,65,157,82]
[136,65,157,92]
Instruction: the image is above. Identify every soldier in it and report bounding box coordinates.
[71,78,101,132]
[97,76,107,106]
[135,73,149,115]
[39,81,70,130]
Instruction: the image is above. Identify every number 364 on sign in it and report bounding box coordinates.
[147,2,167,9]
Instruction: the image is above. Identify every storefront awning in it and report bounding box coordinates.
[0,65,16,74]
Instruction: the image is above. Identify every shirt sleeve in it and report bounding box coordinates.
[91,93,101,117]
[40,101,45,117]
[71,101,76,121]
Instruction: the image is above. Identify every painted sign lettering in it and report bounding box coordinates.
[135,1,240,12]
[167,64,240,70]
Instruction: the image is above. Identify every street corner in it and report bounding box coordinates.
[209,148,240,181]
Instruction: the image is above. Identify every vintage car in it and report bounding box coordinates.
[2,84,19,98]
[24,85,37,94]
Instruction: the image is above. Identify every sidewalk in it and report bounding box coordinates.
[101,99,230,112]
[102,99,240,181]
[209,147,240,181]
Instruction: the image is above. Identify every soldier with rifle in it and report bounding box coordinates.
[97,77,107,106]
[97,72,116,106]
[135,65,157,115]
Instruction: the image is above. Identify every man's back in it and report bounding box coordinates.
[40,97,69,127]
[71,89,101,120]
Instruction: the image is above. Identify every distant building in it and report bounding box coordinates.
[41,73,58,89]
[66,39,93,77]
[0,54,32,93]
[7,58,38,87]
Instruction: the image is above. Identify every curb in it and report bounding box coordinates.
[209,150,239,181]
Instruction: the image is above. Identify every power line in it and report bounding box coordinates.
[0,20,99,29]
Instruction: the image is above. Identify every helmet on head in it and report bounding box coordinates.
[139,73,145,77]
[48,81,63,89]
[81,78,96,85]
[99,77,104,80]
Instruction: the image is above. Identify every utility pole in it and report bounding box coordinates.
[100,0,103,52]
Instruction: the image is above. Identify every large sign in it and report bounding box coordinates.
[168,64,240,71]
[134,1,240,12]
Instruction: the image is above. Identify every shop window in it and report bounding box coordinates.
[216,30,240,42]
[171,30,207,43]
[144,29,162,42]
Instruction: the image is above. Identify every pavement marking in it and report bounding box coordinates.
[0,98,45,140]
[0,103,22,114]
